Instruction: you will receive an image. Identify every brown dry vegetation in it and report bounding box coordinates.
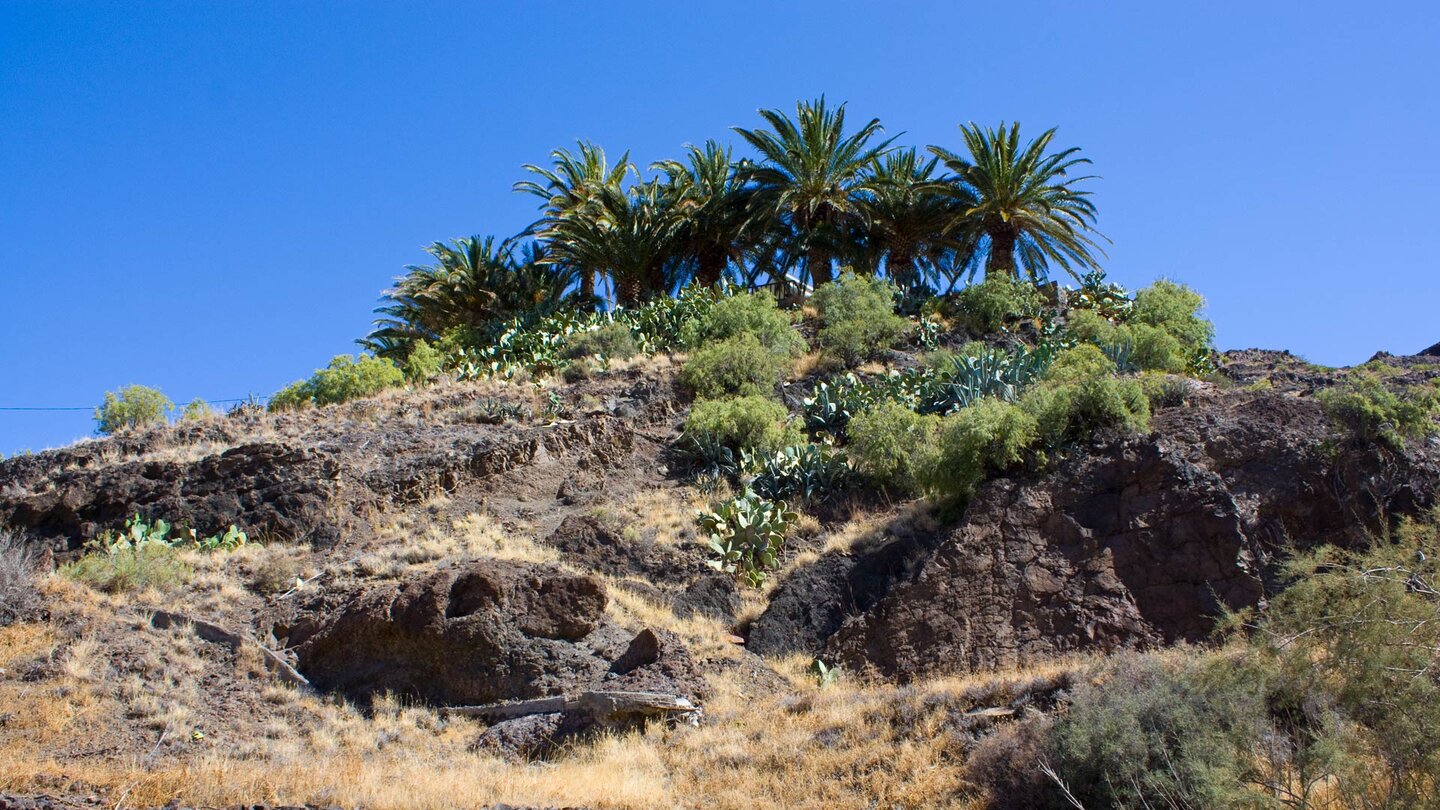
[0,567,1084,809]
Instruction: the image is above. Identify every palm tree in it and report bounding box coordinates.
[515,141,636,305]
[544,180,684,306]
[734,98,893,288]
[858,148,960,291]
[362,236,574,358]
[929,122,1104,282]
[653,141,756,287]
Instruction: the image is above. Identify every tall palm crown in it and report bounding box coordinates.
[930,122,1104,282]
[734,98,893,288]
[544,180,684,306]
[362,236,573,358]
[653,141,755,288]
[515,141,636,305]
[859,148,960,291]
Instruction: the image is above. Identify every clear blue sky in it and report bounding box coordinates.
[3,1,1438,454]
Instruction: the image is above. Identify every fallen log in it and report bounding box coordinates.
[441,690,698,724]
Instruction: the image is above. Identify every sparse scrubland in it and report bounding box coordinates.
[6,100,1440,808]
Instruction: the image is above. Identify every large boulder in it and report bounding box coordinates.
[280,558,708,708]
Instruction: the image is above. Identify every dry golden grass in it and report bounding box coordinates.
[0,570,1071,809]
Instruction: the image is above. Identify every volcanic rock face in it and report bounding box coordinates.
[776,388,1439,680]
[284,559,612,704]
[280,558,707,707]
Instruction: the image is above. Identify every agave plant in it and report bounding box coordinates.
[697,489,798,587]
[675,431,745,480]
[921,343,1057,414]
[747,444,851,502]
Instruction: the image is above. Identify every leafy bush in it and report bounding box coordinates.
[1318,379,1439,450]
[812,272,909,365]
[926,398,1040,498]
[402,339,445,384]
[1127,322,1187,373]
[846,402,941,496]
[698,489,797,587]
[683,396,799,457]
[1043,344,1116,385]
[1241,515,1440,807]
[269,354,404,411]
[0,531,39,627]
[748,444,851,501]
[1043,652,1266,810]
[179,398,216,421]
[1139,372,1194,409]
[61,516,202,593]
[562,321,640,362]
[680,289,805,357]
[680,334,791,399]
[1131,279,1214,351]
[94,384,173,434]
[1023,376,1150,448]
[952,276,1045,334]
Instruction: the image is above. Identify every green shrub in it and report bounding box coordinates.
[926,398,1040,498]
[683,396,799,456]
[63,541,190,594]
[1131,280,1214,351]
[698,489,797,587]
[94,385,173,435]
[1139,372,1193,409]
[1128,322,1187,373]
[812,272,910,365]
[562,321,640,362]
[1064,308,1118,346]
[680,334,790,399]
[268,354,404,411]
[1023,376,1150,448]
[952,276,1045,334]
[179,398,216,421]
[402,339,445,384]
[1043,652,1265,810]
[846,402,941,496]
[1043,344,1116,385]
[1318,379,1439,449]
[679,290,805,357]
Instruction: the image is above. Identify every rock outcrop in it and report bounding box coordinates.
[278,558,706,708]
[769,387,1438,680]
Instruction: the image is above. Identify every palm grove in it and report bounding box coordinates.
[360,98,1102,360]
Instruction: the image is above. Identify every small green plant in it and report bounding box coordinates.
[680,334,792,399]
[463,397,532,425]
[179,398,216,421]
[812,272,910,365]
[269,354,405,411]
[562,321,640,362]
[809,658,841,688]
[1069,269,1132,321]
[952,276,1045,334]
[682,396,799,457]
[697,489,797,587]
[1023,375,1151,449]
[94,384,173,435]
[1130,279,1214,352]
[846,402,941,496]
[1139,372,1193,409]
[402,339,445,384]
[1318,379,1439,450]
[926,398,1040,499]
[679,289,805,357]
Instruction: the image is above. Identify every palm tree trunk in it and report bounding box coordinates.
[808,244,834,288]
[696,247,726,287]
[580,269,596,308]
[889,245,916,289]
[618,275,643,307]
[986,229,1017,279]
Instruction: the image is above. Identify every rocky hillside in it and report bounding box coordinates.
[1,342,1438,809]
